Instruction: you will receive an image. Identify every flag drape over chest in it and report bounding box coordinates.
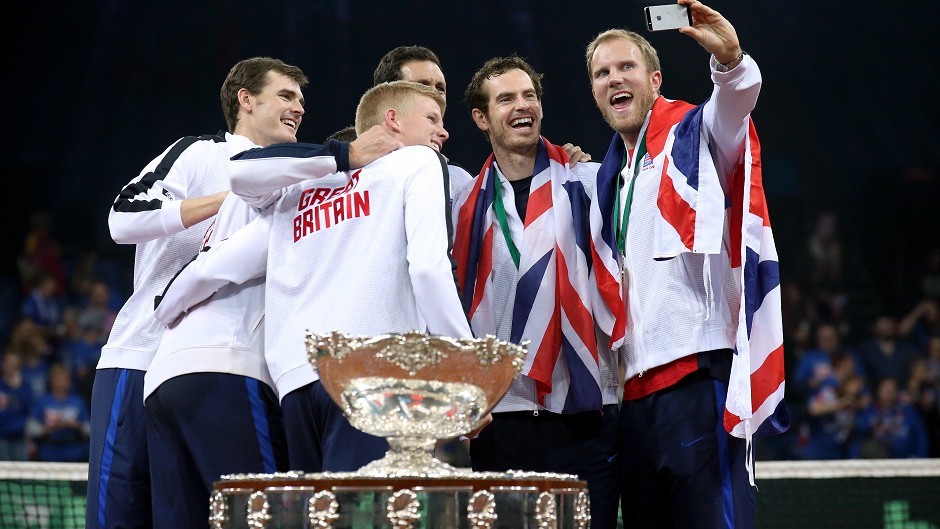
[453,138,603,414]
[588,97,788,441]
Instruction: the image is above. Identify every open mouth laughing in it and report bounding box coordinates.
[609,91,633,111]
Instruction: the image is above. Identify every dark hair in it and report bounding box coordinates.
[373,46,442,85]
[463,55,543,117]
[325,125,357,143]
[220,57,308,133]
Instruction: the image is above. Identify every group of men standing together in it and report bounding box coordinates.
[86,1,787,528]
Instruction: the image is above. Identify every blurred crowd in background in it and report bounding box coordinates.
[1,206,939,463]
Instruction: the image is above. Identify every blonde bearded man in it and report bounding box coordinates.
[587,1,787,527]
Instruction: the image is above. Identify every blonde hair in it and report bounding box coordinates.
[585,29,661,80]
[355,81,446,135]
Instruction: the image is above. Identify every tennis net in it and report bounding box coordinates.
[1,459,938,528]
[0,462,86,529]
[756,459,940,529]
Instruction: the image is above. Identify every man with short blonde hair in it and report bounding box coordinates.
[355,81,446,135]
[584,29,661,80]
[155,82,469,472]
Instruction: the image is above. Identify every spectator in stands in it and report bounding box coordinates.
[68,251,101,305]
[68,251,126,315]
[898,298,940,351]
[18,210,67,296]
[801,370,868,460]
[800,371,842,459]
[9,321,51,398]
[792,323,844,400]
[907,358,933,402]
[834,374,870,456]
[25,363,90,462]
[806,211,843,290]
[795,326,870,460]
[907,356,940,456]
[75,280,116,339]
[0,351,33,461]
[852,378,929,459]
[780,282,813,370]
[70,326,101,388]
[832,352,866,387]
[854,315,921,390]
[20,273,63,343]
[56,309,101,407]
[927,336,940,382]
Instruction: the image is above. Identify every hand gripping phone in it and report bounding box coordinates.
[645,4,692,31]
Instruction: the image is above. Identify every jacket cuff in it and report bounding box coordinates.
[328,139,350,172]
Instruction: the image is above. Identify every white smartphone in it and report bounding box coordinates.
[645,4,692,31]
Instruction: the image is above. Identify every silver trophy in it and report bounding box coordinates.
[211,331,592,528]
[305,330,525,477]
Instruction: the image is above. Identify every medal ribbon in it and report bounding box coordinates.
[614,131,647,256]
[492,171,522,269]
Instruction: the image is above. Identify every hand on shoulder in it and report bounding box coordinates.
[348,125,404,169]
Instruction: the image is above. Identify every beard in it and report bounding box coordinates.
[600,84,658,139]
[488,119,541,155]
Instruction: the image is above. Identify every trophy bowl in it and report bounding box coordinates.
[305,330,526,478]
[211,332,592,529]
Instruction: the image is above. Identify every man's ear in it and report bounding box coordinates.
[237,88,252,113]
[471,108,489,133]
[650,71,663,93]
[384,108,402,133]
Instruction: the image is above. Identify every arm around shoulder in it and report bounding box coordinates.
[229,141,347,208]
[109,137,221,244]
[153,211,271,325]
[110,191,228,244]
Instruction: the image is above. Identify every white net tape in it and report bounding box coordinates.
[756,458,940,479]
[0,463,89,482]
[0,459,938,529]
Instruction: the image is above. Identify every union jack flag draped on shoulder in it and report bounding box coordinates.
[453,138,603,414]
[589,97,789,461]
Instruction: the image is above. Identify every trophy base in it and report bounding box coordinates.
[211,470,591,529]
[355,449,470,478]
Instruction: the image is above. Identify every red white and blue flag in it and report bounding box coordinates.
[589,97,788,445]
[453,138,603,414]
[725,117,789,442]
